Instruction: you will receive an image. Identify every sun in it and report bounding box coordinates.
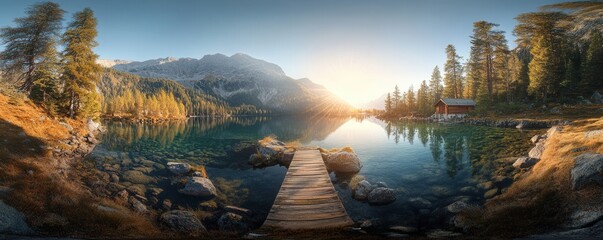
[304,51,392,107]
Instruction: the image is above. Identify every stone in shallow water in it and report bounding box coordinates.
[326,151,362,173]
[121,170,155,184]
[513,157,539,168]
[218,212,248,232]
[427,229,462,238]
[408,197,432,209]
[160,210,206,235]
[353,180,374,201]
[460,186,478,194]
[167,162,192,175]
[368,187,396,204]
[446,201,470,214]
[178,177,217,197]
[484,188,499,199]
[389,225,418,233]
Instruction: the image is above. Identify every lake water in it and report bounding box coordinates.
[87,116,535,229]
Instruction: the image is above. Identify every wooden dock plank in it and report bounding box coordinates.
[262,149,353,230]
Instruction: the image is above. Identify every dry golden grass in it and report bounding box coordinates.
[0,93,161,238]
[460,117,603,237]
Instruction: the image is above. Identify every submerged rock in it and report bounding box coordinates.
[178,177,217,197]
[446,201,470,214]
[513,157,539,169]
[408,197,432,209]
[389,225,418,233]
[484,188,499,199]
[326,151,361,173]
[121,170,155,184]
[368,187,396,204]
[160,210,206,235]
[427,229,462,238]
[218,212,248,233]
[353,180,374,201]
[167,162,192,175]
[571,153,603,190]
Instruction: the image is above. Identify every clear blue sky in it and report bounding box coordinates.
[0,0,562,105]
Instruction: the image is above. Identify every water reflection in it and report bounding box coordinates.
[88,116,535,229]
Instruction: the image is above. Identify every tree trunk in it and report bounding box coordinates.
[69,90,75,118]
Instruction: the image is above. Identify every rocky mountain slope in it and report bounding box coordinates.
[103,54,351,114]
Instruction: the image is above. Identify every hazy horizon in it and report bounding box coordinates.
[0,0,562,106]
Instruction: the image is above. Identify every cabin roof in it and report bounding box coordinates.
[435,98,476,106]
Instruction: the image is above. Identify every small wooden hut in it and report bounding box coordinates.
[433,98,476,119]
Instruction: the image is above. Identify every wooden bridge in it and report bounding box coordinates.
[262,149,354,229]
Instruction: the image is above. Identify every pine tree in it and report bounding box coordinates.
[61,8,102,119]
[0,2,64,92]
[443,45,463,98]
[30,41,61,113]
[385,93,392,114]
[517,12,568,102]
[429,66,443,103]
[470,21,506,104]
[580,30,603,94]
[392,85,401,111]
[417,80,431,115]
[406,85,415,113]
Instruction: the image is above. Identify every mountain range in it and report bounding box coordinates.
[99,53,351,114]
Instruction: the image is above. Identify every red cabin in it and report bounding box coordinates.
[434,98,476,115]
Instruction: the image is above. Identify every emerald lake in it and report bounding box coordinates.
[86,116,536,229]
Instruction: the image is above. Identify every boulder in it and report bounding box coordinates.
[513,157,539,169]
[129,196,148,214]
[546,126,563,138]
[528,143,545,159]
[563,209,603,229]
[178,177,217,197]
[258,139,286,160]
[571,153,603,190]
[167,162,192,175]
[160,210,206,235]
[408,197,432,209]
[217,212,248,232]
[367,187,396,204]
[446,201,470,214]
[326,151,361,173]
[0,201,33,235]
[353,180,374,201]
[530,134,546,144]
[278,149,295,166]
